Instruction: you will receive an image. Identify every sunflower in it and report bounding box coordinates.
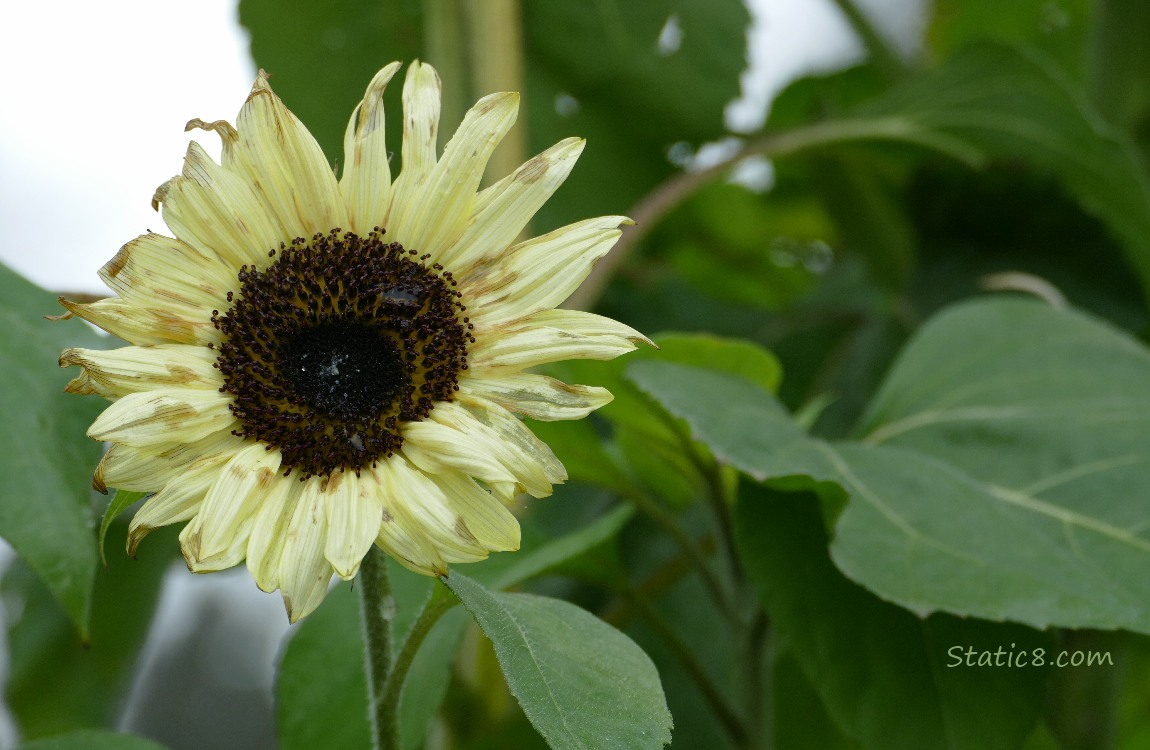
[59,61,649,621]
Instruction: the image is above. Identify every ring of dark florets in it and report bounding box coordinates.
[210,228,475,479]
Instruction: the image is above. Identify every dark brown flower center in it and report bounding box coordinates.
[211,228,473,478]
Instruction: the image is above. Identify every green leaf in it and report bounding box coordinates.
[860,44,1150,300]
[631,298,1150,634]
[443,572,672,750]
[523,0,749,230]
[274,586,370,750]
[5,524,175,740]
[276,561,463,750]
[808,149,917,291]
[99,491,146,566]
[238,0,423,162]
[16,729,170,750]
[549,332,781,501]
[834,297,1150,632]
[624,360,807,482]
[927,0,1092,76]
[1087,0,1150,150]
[0,262,107,637]
[738,485,1052,750]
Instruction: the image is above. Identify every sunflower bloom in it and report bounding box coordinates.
[60,62,649,621]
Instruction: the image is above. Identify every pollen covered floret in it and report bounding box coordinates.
[59,60,651,621]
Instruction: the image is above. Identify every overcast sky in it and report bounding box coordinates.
[0,0,924,295]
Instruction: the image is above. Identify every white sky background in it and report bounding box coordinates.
[0,0,926,296]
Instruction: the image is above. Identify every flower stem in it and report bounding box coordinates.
[623,584,748,746]
[379,580,457,726]
[359,546,401,750]
[565,117,986,311]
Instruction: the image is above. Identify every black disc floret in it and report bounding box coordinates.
[211,228,474,478]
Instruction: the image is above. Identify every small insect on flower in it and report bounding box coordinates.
[59,61,649,621]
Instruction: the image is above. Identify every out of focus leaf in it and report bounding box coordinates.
[239,0,423,162]
[1087,0,1150,162]
[17,729,170,750]
[0,262,107,637]
[5,524,175,739]
[490,504,634,589]
[927,0,1091,76]
[860,44,1150,300]
[523,0,749,230]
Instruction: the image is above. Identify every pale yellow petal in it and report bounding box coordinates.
[127,456,227,555]
[468,309,650,373]
[181,443,282,570]
[379,458,489,566]
[59,296,216,346]
[391,61,441,197]
[61,344,220,401]
[322,470,383,579]
[87,388,236,447]
[225,71,348,240]
[99,233,231,319]
[156,140,285,269]
[437,137,584,270]
[460,216,629,329]
[340,61,402,235]
[388,91,519,261]
[400,416,519,488]
[459,372,613,421]
[279,476,335,622]
[246,477,304,593]
[95,432,238,494]
[408,399,555,497]
[373,457,447,575]
[432,471,521,552]
[453,395,566,485]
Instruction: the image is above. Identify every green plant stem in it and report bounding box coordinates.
[827,0,905,81]
[623,585,749,747]
[380,580,456,727]
[359,547,400,750]
[742,610,771,750]
[564,118,986,311]
[621,486,739,624]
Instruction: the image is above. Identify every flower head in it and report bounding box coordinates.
[60,62,648,621]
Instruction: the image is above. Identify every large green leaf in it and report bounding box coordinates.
[5,525,175,740]
[738,485,1051,750]
[0,262,106,637]
[1087,0,1150,156]
[239,0,423,162]
[17,729,170,750]
[629,297,1150,634]
[860,44,1150,300]
[443,572,672,750]
[523,0,748,230]
[926,0,1092,76]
